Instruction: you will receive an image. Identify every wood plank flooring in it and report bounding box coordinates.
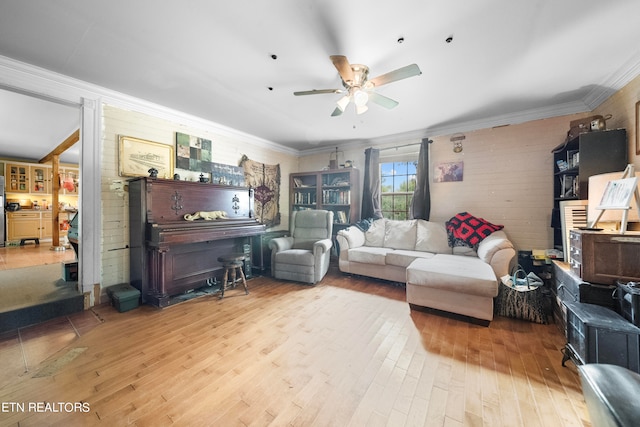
[0,267,590,426]
[0,242,75,270]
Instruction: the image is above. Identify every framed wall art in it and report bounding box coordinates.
[119,136,174,178]
[434,161,464,182]
[175,132,213,172]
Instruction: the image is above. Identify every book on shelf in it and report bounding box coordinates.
[335,210,348,224]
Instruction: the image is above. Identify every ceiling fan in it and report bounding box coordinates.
[294,55,422,116]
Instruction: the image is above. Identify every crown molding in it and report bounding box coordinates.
[0,55,298,156]
[583,51,640,109]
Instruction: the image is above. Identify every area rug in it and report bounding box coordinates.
[0,263,80,312]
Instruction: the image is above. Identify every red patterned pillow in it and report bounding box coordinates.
[446,212,504,249]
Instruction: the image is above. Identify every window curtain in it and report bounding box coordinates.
[361,147,383,219]
[409,138,432,220]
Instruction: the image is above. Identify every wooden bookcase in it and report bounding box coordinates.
[290,168,361,229]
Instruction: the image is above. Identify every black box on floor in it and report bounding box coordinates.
[107,284,141,312]
[62,261,78,281]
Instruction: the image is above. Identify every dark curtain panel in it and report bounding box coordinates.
[410,138,432,220]
[361,147,383,219]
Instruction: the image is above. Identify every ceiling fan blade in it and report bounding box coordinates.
[330,55,354,84]
[369,92,399,109]
[294,89,342,96]
[331,107,344,117]
[369,63,422,87]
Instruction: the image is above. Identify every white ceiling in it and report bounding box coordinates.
[1,0,640,163]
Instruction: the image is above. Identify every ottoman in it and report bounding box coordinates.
[406,254,499,325]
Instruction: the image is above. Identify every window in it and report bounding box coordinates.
[381,161,417,220]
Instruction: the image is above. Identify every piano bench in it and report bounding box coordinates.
[218,255,249,298]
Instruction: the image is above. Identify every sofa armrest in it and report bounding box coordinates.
[336,226,365,250]
[269,236,294,253]
[313,238,333,254]
[477,230,516,278]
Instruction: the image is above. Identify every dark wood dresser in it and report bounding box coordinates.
[129,177,265,307]
[569,229,640,284]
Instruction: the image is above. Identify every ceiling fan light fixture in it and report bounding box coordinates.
[336,95,350,111]
[353,89,369,107]
[356,104,368,115]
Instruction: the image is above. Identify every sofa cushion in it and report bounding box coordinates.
[364,219,386,247]
[415,221,452,254]
[386,250,435,268]
[406,255,498,298]
[453,246,478,257]
[384,220,417,250]
[348,246,394,265]
[275,249,315,266]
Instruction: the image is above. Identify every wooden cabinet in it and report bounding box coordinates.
[290,168,360,227]
[551,129,627,249]
[6,163,29,193]
[569,229,640,284]
[31,165,52,194]
[3,160,78,196]
[7,212,40,239]
[6,211,61,241]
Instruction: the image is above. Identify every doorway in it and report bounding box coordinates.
[0,86,82,331]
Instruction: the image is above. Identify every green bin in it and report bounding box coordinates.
[107,284,141,312]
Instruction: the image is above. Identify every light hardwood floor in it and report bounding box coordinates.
[0,266,590,426]
[0,241,76,270]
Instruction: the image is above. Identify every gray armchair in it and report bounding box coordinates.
[269,210,334,284]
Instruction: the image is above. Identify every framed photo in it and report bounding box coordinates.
[119,136,174,178]
[434,161,464,182]
[636,101,640,155]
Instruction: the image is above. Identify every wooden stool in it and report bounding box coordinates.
[217,255,248,298]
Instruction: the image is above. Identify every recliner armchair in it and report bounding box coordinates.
[269,210,334,284]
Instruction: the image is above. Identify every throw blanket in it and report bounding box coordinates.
[446,212,503,249]
[354,217,377,231]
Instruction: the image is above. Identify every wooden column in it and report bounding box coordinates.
[51,154,61,248]
[39,129,79,250]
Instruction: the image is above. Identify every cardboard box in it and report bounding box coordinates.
[107,284,140,312]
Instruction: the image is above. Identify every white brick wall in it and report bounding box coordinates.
[100,105,296,290]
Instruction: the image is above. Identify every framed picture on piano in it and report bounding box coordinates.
[119,135,174,178]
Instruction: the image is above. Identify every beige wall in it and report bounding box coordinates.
[297,116,574,252]
[297,74,640,253]
[100,105,296,291]
[98,72,640,293]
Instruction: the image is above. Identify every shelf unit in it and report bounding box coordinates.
[290,168,361,229]
[551,129,627,249]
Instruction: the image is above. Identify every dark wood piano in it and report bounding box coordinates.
[129,177,265,307]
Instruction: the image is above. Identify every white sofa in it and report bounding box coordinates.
[336,218,516,324]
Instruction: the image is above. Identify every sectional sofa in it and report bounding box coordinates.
[336,218,516,323]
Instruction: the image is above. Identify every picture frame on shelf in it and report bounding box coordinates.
[119,136,174,178]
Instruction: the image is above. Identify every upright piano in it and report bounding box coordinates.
[129,177,265,307]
